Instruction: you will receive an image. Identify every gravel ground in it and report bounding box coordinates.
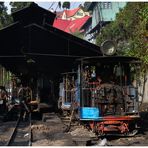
[69,126,96,138]
[31,111,148,146]
[32,113,76,146]
[31,113,98,146]
[105,134,148,146]
[0,121,16,146]
[1,110,148,146]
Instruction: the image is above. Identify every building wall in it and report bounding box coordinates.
[62,12,67,20]
[73,9,87,20]
[92,2,126,28]
[83,2,126,44]
[62,8,89,20]
[101,2,126,21]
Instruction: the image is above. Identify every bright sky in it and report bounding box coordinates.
[5,2,83,14]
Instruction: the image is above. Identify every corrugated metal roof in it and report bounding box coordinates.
[64,7,80,18]
[53,16,90,33]
[56,7,80,18]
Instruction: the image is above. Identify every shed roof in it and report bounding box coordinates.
[0,3,101,77]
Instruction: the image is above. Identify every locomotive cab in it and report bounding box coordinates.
[78,56,141,136]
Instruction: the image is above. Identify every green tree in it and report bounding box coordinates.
[62,2,70,10]
[0,3,12,86]
[10,2,32,13]
[71,30,84,39]
[0,2,12,28]
[96,3,148,65]
[96,2,148,104]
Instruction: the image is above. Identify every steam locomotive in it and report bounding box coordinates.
[58,40,141,136]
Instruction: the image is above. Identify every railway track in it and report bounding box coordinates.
[6,112,32,146]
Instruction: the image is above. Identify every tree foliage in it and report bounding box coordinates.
[0,2,33,29]
[71,30,84,39]
[10,2,32,13]
[0,2,12,28]
[62,2,70,10]
[96,2,148,70]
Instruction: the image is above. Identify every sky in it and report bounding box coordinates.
[38,2,83,11]
[5,2,83,14]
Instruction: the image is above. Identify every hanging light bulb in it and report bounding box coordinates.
[27,58,35,64]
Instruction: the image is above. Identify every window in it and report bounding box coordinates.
[101,2,112,9]
[77,11,83,16]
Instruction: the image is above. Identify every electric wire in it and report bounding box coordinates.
[49,2,55,9]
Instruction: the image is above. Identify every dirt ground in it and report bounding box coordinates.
[31,110,148,146]
[31,113,76,146]
[1,105,148,146]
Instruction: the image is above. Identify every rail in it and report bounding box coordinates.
[6,112,32,146]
